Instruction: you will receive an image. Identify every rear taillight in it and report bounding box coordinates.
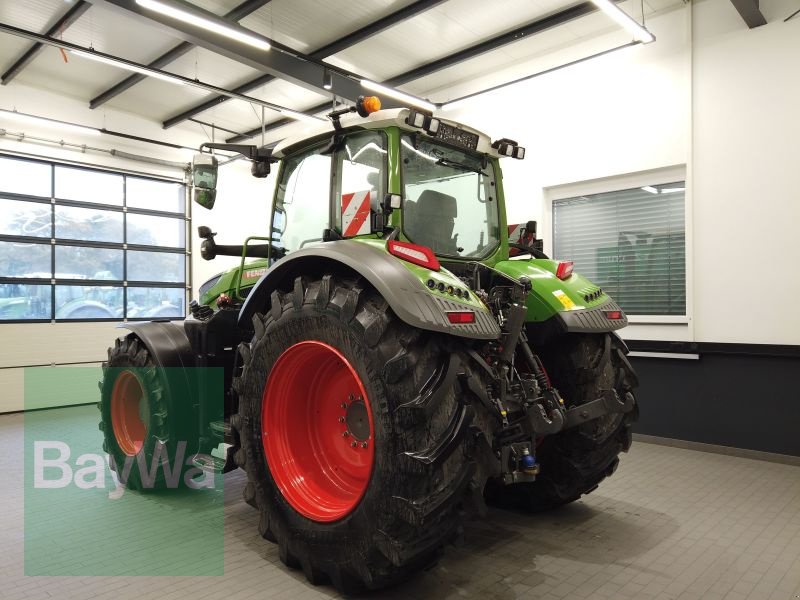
[387,240,440,271]
[446,311,476,324]
[605,310,623,320]
[556,261,574,280]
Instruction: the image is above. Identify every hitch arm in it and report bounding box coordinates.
[563,389,635,430]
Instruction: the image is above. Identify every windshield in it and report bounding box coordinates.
[400,134,499,258]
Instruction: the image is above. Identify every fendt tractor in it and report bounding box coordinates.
[98,96,638,593]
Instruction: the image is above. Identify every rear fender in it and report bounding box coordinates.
[238,241,500,340]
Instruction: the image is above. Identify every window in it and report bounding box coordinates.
[400,134,499,258]
[334,132,387,236]
[552,182,686,316]
[272,145,332,253]
[0,154,187,322]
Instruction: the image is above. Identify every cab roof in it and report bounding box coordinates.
[271,108,504,159]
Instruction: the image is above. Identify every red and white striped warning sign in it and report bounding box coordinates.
[341,190,371,237]
[508,223,523,242]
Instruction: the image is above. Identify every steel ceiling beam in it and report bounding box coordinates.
[89,0,271,109]
[224,1,604,143]
[729,0,767,27]
[0,21,324,124]
[385,1,603,87]
[1,1,91,85]
[91,0,392,113]
[159,0,446,129]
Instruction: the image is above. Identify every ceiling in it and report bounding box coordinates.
[0,0,684,150]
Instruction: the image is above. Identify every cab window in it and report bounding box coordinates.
[333,131,387,236]
[272,145,332,252]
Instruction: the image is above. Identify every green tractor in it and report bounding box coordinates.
[98,97,638,593]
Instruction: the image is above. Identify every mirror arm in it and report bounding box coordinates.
[200,143,272,161]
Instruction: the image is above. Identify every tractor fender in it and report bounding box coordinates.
[611,331,629,353]
[117,320,195,370]
[116,321,200,408]
[238,241,501,340]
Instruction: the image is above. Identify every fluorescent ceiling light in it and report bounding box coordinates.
[641,186,659,194]
[0,108,101,136]
[361,80,436,112]
[71,49,185,85]
[136,0,271,50]
[71,49,322,124]
[277,107,326,123]
[590,0,655,43]
[661,187,685,193]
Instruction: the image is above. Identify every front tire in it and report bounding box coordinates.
[98,335,196,490]
[233,275,486,593]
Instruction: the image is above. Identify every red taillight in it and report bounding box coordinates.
[387,240,440,271]
[605,310,623,320]
[446,311,476,324]
[556,261,574,280]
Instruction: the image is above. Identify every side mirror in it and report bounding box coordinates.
[191,153,219,210]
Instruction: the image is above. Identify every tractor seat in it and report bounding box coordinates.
[405,190,459,254]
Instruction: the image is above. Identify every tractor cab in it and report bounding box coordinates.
[190,96,533,307]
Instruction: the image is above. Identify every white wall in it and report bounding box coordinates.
[691,0,800,345]
[449,0,800,346]
[0,81,204,171]
[443,7,690,224]
[190,158,274,296]
[446,6,691,341]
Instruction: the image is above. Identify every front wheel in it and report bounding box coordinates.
[233,275,487,594]
[98,336,196,490]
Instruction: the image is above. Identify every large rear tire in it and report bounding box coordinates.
[233,275,486,594]
[486,333,638,511]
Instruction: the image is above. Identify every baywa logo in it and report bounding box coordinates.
[33,439,216,497]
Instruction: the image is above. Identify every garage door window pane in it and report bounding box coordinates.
[127,177,185,213]
[55,285,122,319]
[127,250,184,283]
[127,287,184,318]
[55,166,123,206]
[0,241,50,278]
[126,213,185,248]
[0,157,51,197]
[55,205,123,243]
[55,246,123,280]
[553,182,686,316]
[0,199,51,237]
[0,283,51,319]
[1,154,187,322]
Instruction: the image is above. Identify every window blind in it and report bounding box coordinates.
[553,182,686,316]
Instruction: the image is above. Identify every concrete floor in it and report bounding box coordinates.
[2,406,800,600]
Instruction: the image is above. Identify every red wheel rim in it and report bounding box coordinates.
[262,341,375,522]
[110,371,147,457]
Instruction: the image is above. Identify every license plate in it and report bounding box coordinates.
[436,123,479,150]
